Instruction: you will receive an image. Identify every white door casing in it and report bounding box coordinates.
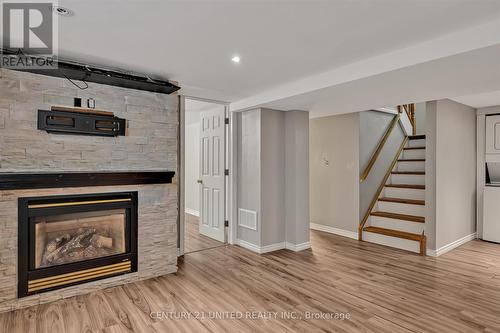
[199,107,225,242]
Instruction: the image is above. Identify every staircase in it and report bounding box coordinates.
[362,134,427,255]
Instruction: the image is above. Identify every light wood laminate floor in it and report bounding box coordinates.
[184,213,224,254]
[2,230,500,332]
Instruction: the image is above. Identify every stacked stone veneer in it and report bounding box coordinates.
[0,69,179,312]
[0,69,177,171]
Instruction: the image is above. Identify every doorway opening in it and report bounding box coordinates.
[181,97,229,254]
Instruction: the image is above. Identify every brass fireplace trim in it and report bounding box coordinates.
[28,261,131,292]
[28,261,130,284]
[18,192,139,298]
[28,198,132,209]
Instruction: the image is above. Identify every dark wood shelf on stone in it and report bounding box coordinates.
[0,171,175,190]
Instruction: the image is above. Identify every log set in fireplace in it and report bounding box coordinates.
[18,192,138,297]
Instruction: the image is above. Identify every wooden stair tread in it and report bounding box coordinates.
[370,211,425,223]
[398,159,425,162]
[403,147,425,150]
[408,135,426,140]
[363,226,423,241]
[391,171,425,175]
[378,197,425,205]
[385,184,425,189]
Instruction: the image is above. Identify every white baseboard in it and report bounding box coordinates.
[185,208,200,217]
[236,239,311,254]
[285,241,311,252]
[427,232,477,257]
[310,223,358,240]
[236,239,285,254]
[236,239,262,253]
[260,242,286,253]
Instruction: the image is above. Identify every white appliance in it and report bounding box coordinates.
[483,114,500,242]
[483,186,500,243]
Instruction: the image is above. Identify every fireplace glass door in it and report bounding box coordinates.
[18,192,138,298]
[34,209,127,269]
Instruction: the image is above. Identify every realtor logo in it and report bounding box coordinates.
[1,2,57,69]
[3,2,53,53]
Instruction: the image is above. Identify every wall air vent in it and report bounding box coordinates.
[238,208,258,230]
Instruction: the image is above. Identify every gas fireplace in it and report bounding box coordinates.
[18,192,138,297]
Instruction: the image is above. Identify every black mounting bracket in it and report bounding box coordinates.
[37,109,126,137]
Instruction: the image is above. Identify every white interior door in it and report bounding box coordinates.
[199,106,225,242]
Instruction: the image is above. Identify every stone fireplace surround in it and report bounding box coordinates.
[0,69,179,312]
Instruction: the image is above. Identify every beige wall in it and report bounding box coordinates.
[309,101,475,250]
[310,113,359,232]
[425,101,438,250]
[426,99,476,250]
[285,111,310,245]
[237,108,310,249]
[359,111,405,220]
[415,102,427,135]
[236,109,262,245]
[260,109,286,246]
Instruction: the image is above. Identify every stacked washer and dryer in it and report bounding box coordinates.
[481,113,500,243]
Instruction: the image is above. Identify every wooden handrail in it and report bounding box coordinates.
[358,137,408,240]
[411,104,416,136]
[399,104,416,136]
[360,113,400,182]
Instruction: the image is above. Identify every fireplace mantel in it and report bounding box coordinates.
[0,171,175,190]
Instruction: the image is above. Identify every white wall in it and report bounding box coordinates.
[308,101,475,252]
[184,112,200,215]
[415,102,426,135]
[426,99,476,251]
[261,109,286,246]
[359,111,405,219]
[237,109,262,246]
[425,101,438,250]
[310,110,403,234]
[285,111,310,246]
[310,113,360,233]
[236,108,310,251]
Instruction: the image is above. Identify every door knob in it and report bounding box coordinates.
[197,179,203,184]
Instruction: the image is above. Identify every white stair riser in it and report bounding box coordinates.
[391,174,425,185]
[384,187,425,200]
[403,149,425,159]
[408,139,425,147]
[377,201,425,216]
[369,216,425,234]
[363,232,420,253]
[396,161,425,172]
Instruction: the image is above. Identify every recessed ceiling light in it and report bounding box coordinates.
[53,6,74,16]
[231,56,241,63]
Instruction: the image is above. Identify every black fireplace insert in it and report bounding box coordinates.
[18,192,138,297]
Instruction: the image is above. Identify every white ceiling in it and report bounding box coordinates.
[451,90,500,109]
[264,44,500,118]
[185,98,224,125]
[185,99,218,113]
[54,0,500,109]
